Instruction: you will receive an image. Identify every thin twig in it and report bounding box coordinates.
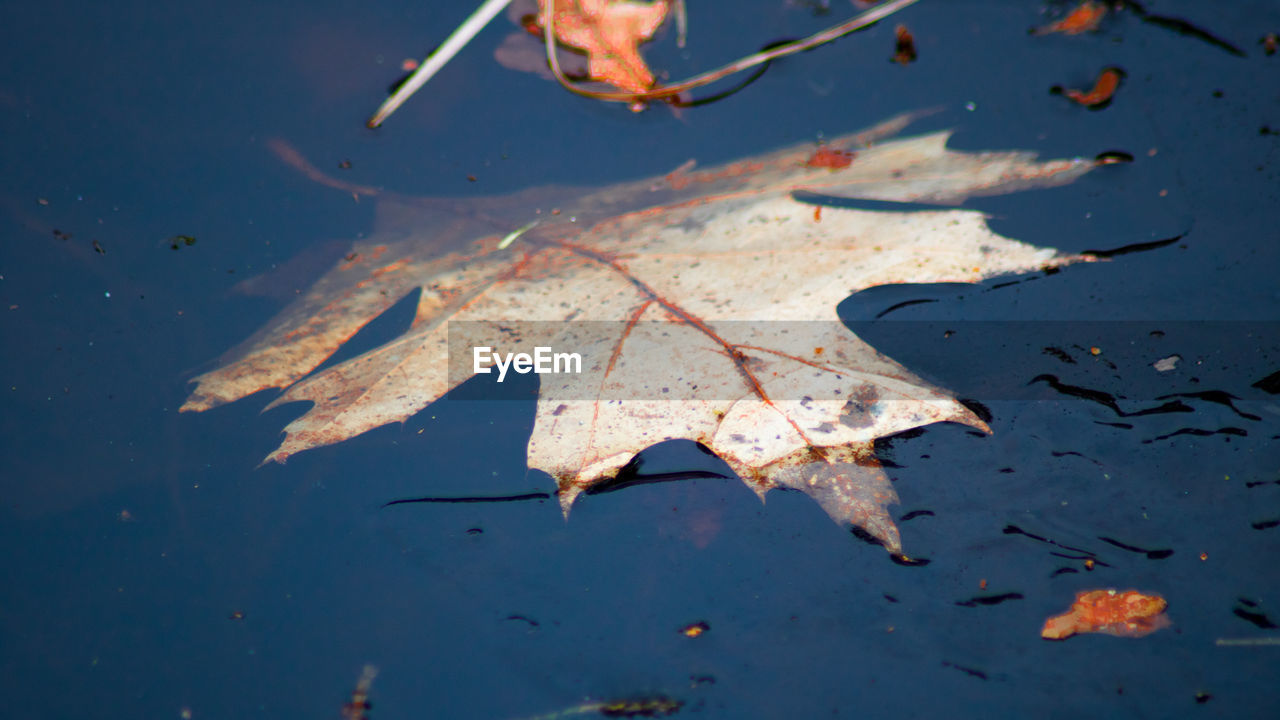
[367,0,513,128]
[1215,637,1280,647]
[546,0,919,107]
[674,0,687,48]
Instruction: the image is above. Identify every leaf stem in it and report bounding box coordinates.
[498,219,541,249]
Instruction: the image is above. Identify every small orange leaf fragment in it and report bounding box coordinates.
[1041,589,1171,640]
[1052,67,1126,110]
[1030,1,1108,36]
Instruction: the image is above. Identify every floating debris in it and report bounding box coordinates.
[891,24,916,64]
[1051,67,1125,109]
[597,695,682,718]
[1233,597,1277,629]
[1030,0,1107,36]
[1127,1,1244,57]
[341,665,378,720]
[956,592,1023,607]
[1094,150,1134,165]
[169,235,197,250]
[1041,589,1170,640]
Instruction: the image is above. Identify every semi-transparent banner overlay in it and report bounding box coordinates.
[445,321,1279,402]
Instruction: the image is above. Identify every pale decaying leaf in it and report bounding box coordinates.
[182,112,1104,555]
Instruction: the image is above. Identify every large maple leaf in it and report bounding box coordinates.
[182,113,1105,556]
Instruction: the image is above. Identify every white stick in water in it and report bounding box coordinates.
[367,0,513,128]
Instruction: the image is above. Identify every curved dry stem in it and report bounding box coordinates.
[545,0,919,107]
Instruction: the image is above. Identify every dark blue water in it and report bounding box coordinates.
[3,1,1278,717]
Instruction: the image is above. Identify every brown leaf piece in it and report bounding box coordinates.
[537,0,669,92]
[1041,589,1171,640]
[181,112,1105,555]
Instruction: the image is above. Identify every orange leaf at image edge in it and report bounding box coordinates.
[1030,0,1108,36]
[1042,589,1171,640]
[540,0,669,93]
